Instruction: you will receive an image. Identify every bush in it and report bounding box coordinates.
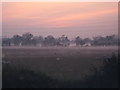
[2,64,59,88]
[83,53,118,88]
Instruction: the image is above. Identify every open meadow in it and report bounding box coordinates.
[2,46,118,81]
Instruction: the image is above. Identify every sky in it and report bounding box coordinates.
[2,2,118,39]
[1,0,119,2]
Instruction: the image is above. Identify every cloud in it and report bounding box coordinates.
[2,2,118,35]
[24,8,117,28]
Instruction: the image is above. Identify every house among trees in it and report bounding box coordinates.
[60,42,70,47]
[82,43,92,47]
[69,42,76,47]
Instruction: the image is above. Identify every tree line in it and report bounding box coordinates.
[2,33,119,46]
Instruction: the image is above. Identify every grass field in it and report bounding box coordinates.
[2,46,118,81]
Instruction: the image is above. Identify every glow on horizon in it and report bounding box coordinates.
[2,2,118,38]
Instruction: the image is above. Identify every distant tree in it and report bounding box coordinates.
[12,35,22,46]
[43,35,56,46]
[32,36,44,46]
[22,33,33,40]
[83,38,91,43]
[75,36,85,46]
[37,36,44,45]
[22,33,33,46]
[92,35,118,46]
[2,33,119,47]
[105,35,118,45]
[92,36,105,46]
[75,36,81,46]
[2,38,11,46]
[57,35,70,47]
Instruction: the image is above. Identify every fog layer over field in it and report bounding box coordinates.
[2,46,118,80]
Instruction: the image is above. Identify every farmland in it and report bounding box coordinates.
[2,46,118,81]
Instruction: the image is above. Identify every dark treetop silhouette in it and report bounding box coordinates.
[2,33,119,47]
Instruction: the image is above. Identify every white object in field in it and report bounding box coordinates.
[56,57,60,61]
[83,43,91,47]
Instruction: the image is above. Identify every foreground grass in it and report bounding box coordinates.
[2,54,118,88]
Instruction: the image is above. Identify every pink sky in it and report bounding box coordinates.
[2,2,118,38]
